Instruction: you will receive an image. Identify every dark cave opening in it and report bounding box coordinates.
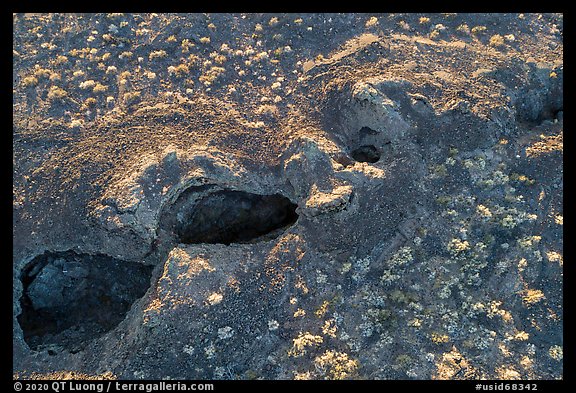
[17,251,153,354]
[174,190,299,245]
[351,145,381,163]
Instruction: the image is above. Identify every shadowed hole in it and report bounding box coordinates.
[351,145,381,163]
[17,251,153,354]
[174,190,298,245]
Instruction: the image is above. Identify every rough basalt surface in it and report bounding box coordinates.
[13,13,562,380]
